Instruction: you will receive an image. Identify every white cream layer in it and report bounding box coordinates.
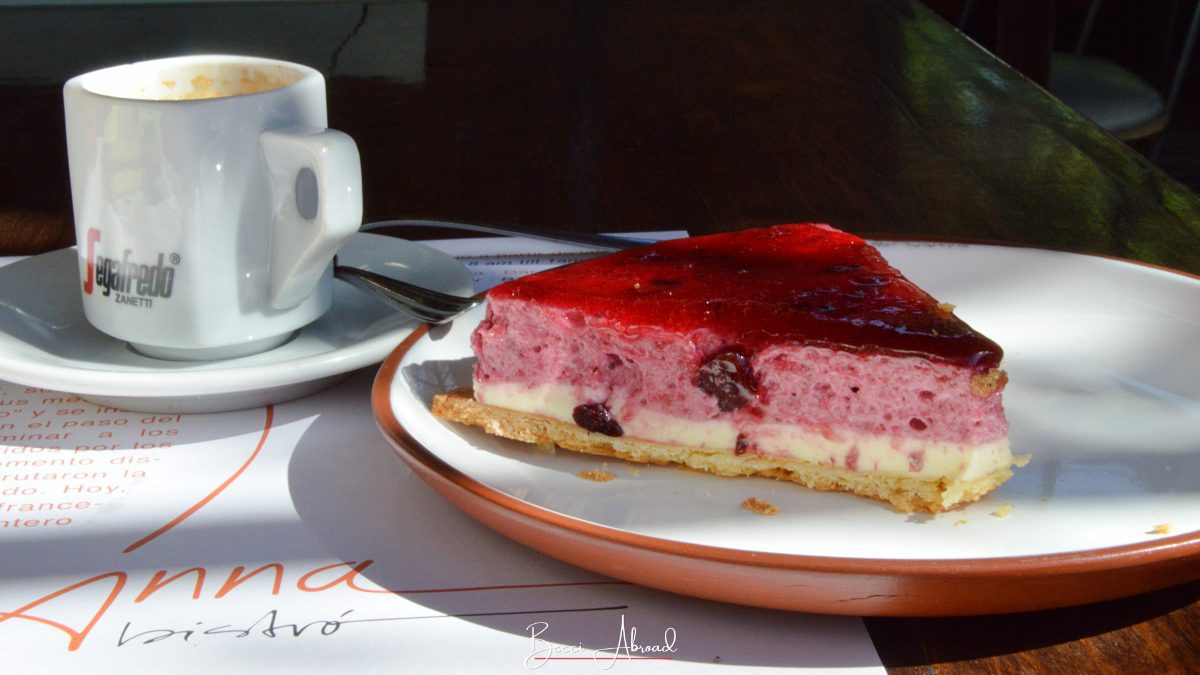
[475,381,1014,482]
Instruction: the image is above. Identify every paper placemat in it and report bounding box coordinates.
[0,237,884,673]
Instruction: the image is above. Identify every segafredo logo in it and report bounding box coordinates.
[82,228,177,308]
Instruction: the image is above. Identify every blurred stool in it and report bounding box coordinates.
[1048,0,1200,158]
[960,0,1200,157]
[1050,51,1169,141]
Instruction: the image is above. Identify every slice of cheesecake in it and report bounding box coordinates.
[432,224,1024,513]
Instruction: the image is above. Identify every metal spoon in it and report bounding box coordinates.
[333,261,480,324]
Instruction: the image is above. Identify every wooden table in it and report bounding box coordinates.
[2,1,1199,671]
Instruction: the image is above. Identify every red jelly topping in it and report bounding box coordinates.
[489,224,1003,371]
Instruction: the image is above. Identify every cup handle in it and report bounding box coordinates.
[260,128,363,309]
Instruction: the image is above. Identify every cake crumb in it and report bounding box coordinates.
[741,497,780,516]
[937,302,956,314]
[625,464,641,477]
[970,368,1009,397]
[534,441,557,453]
[954,519,968,527]
[578,469,616,483]
[1014,454,1032,467]
[1150,523,1173,535]
[991,504,1013,518]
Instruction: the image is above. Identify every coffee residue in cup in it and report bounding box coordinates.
[161,72,285,100]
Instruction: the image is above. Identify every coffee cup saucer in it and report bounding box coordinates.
[0,233,475,413]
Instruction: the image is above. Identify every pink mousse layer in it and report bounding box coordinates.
[472,296,1007,446]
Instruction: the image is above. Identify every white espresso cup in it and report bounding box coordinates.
[64,54,362,361]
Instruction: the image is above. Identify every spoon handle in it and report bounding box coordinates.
[360,218,652,251]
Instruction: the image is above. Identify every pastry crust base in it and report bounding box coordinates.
[432,388,1013,514]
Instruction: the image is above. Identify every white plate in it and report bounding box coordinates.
[375,241,1200,615]
[0,233,474,413]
